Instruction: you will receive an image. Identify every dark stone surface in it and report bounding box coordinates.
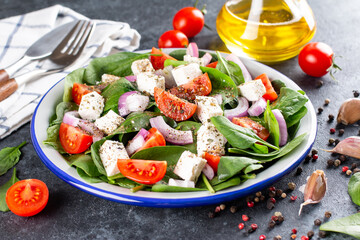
[0,0,359,239]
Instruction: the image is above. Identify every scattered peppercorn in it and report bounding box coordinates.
[256,191,262,197]
[276,189,283,197]
[246,196,253,202]
[324,98,330,105]
[353,90,360,98]
[342,166,349,173]
[281,192,287,198]
[301,236,309,240]
[354,168,360,174]
[251,223,258,231]
[316,80,323,88]
[318,107,323,114]
[268,220,276,229]
[254,197,260,203]
[328,114,334,122]
[288,182,296,191]
[312,154,319,161]
[318,231,327,238]
[242,214,249,222]
[269,186,276,191]
[215,206,221,213]
[291,234,297,240]
[346,169,352,176]
[330,128,336,134]
[266,199,275,210]
[220,204,226,211]
[339,155,347,162]
[230,205,238,213]
[328,138,335,145]
[327,159,334,167]
[269,190,276,198]
[358,129,360,136]
[277,215,284,223]
[247,201,255,208]
[307,230,314,238]
[335,138,340,145]
[260,195,266,201]
[273,235,282,240]
[238,223,245,230]
[304,154,311,163]
[311,149,318,155]
[296,167,303,175]
[270,198,276,204]
[334,159,341,167]
[292,228,297,234]
[271,215,278,222]
[351,163,358,170]
[290,195,298,201]
[324,211,332,218]
[314,219,322,226]
[338,129,345,136]
[259,234,266,240]
[208,211,215,218]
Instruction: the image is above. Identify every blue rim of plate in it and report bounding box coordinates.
[30,52,317,208]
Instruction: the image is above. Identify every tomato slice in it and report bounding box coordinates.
[169,73,212,101]
[206,61,218,68]
[255,73,278,101]
[232,117,270,141]
[137,128,166,152]
[72,83,101,105]
[117,159,167,184]
[203,152,221,173]
[150,47,177,70]
[6,179,49,217]
[59,122,93,154]
[154,87,197,121]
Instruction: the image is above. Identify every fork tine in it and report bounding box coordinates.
[64,20,89,55]
[52,20,85,54]
[70,21,94,56]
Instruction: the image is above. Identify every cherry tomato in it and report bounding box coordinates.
[173,7,205,38]
[298,42,339,77]
[72,83,101,105]
[150,47,177,70]
[158,30,189,48]
[232,117,270,141]
[154,87,197,121]
[169,72,212,101]
[203,152,221,173]
[137,128,166,152]
[206,61,218,68]
[6,179,49,217]
[59,122,93,154]
[117,159,167,184]
[255,73,278,101]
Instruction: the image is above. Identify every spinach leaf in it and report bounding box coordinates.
[211,116,279,151]
[152,184,204,192]
[285,106,307,128]
[0,141,26,176]
[271,87,308,119]
[213,177,242,191]
[264,101,280,147]
[215,156,259,182]
[50,102,78,126]
[77,168,103,183]
[69,154,102,177]
[216,51,244,85]
[164,59,188,67]
[200,67,238,105]
[90,137,109,176]
[320,213,360,239]
[63,68,85,102]
[348,172,360,206]
[175,121,202,153]
[0,168,19,212]
[113,178,140,189]
[271,79,286,94]
[250,143,268,154]
[169,49,218,61]
[113,111,162,134]
[101,78,136,113]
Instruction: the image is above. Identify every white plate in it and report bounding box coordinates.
[31,49,317,207]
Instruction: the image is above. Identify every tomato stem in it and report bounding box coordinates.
[202,173,215,194]
[327,55,342,81]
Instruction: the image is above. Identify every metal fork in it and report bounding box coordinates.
[0,20,95,102]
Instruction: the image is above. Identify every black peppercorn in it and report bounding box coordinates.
[328,114,334,122]
[351,163,358,170]
[338,129,345,136]
[260,195,265,201]
[319,231,327,238]
[266,199,275,210]
[327,159,334,167]
[354,90,360,98]
[276,189,283,197]
[318,107,323,114]
[335,138,340,145]
[277,215,284,223]
[268,220,276,229]
[247,226,255,233]
[268,190,276,198]
[339,155,347,162]
[230,205,237,213]
[304,154,311,163]
[307,230,314,238]
[296,167,303,175]
[314,219,322,226]
[325,211,332,218]
[316,80,324,88]
[311,149,318,155]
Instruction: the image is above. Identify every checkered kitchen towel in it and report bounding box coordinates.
[0,5,140,139]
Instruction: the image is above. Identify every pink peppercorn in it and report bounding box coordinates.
[247,201,255,207]
[238,223,244,230]
[251,223,258,230]
[290,195,298,201]
[342,166,349,173]
[330,128,336,134]
[259,235,266,240]
[270,198,276,204]
[301,236,309,240]
[242,214,249,221]
[292,228,297,234]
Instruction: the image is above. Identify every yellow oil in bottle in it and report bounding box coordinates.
[216,0,316,62]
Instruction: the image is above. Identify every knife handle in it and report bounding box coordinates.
[0,78,18,102]
[0,69,10,84]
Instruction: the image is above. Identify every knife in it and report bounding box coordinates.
[0,20,79,84]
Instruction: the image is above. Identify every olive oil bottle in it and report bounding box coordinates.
[216,0,316,62]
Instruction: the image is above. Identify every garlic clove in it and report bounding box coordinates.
[337,98,360,125]
[324,136,360,159]
[299,170,327,215]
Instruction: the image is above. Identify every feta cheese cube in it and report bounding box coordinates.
[197,122,227,157]
[101,74,120,84]
[171,62,203,86]
[95,110,125,135]
[99,140,129,177]
[173,150,207,182]
[136,72,165,96]
[78,91,104,121]
[195,96,223,124]
[131,59,155,75]
[237,79,266,102]
[168,178,195,188]
[183,55,205,66]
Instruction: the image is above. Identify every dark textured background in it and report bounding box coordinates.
[0,0,359,239]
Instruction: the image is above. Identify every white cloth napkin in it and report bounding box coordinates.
[0,5,141,139]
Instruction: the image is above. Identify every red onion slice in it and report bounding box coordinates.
[186,42,199,58]
[201,53,212,66]
[248,97,267,116]
[272,109,288,146]
[149,116,193,145]
[126,128,150,156]
[124,75,137,82]
[118,91,139,117]
[78,120,104,142]
[212,94,223,106]
[226,54,252,82]
[202,163,215,180]
[63,111,81,127]
[224,97,249,121]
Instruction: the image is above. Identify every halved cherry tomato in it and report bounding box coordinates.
[169,72,212,101]
[59,122,93,154]
[117,159,167,184]
[173,7,205,38]
[206,61,218,68]
[158,30,189,48]
[255,73,278,101]
[232,117,270,141]
[154,87,197,121]
[72,83,101,105]
[137,128,166,152]
[203,152,221,173]
[6,179,49,217]
[150,47,177,70]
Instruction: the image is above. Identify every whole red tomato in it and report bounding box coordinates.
[173,7,205,38]
[158,30,189,48]
[298,42,341,78]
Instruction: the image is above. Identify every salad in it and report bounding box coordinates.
[44,43,309,193]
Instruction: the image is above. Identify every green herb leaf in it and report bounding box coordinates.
[69,154,102,177]
[264,100,280,147]
[113,111,162,134]
[215,51,244,85]
[286,106,308,128]
[164,59,188,67]
[320,213,360,239]
[349,172,360,206]
[215,156,259,182]
[0,168,19,212]
[271,87,308,119]
[0,141,26,176]
[152,184,205,192]
[271,79,286,94]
